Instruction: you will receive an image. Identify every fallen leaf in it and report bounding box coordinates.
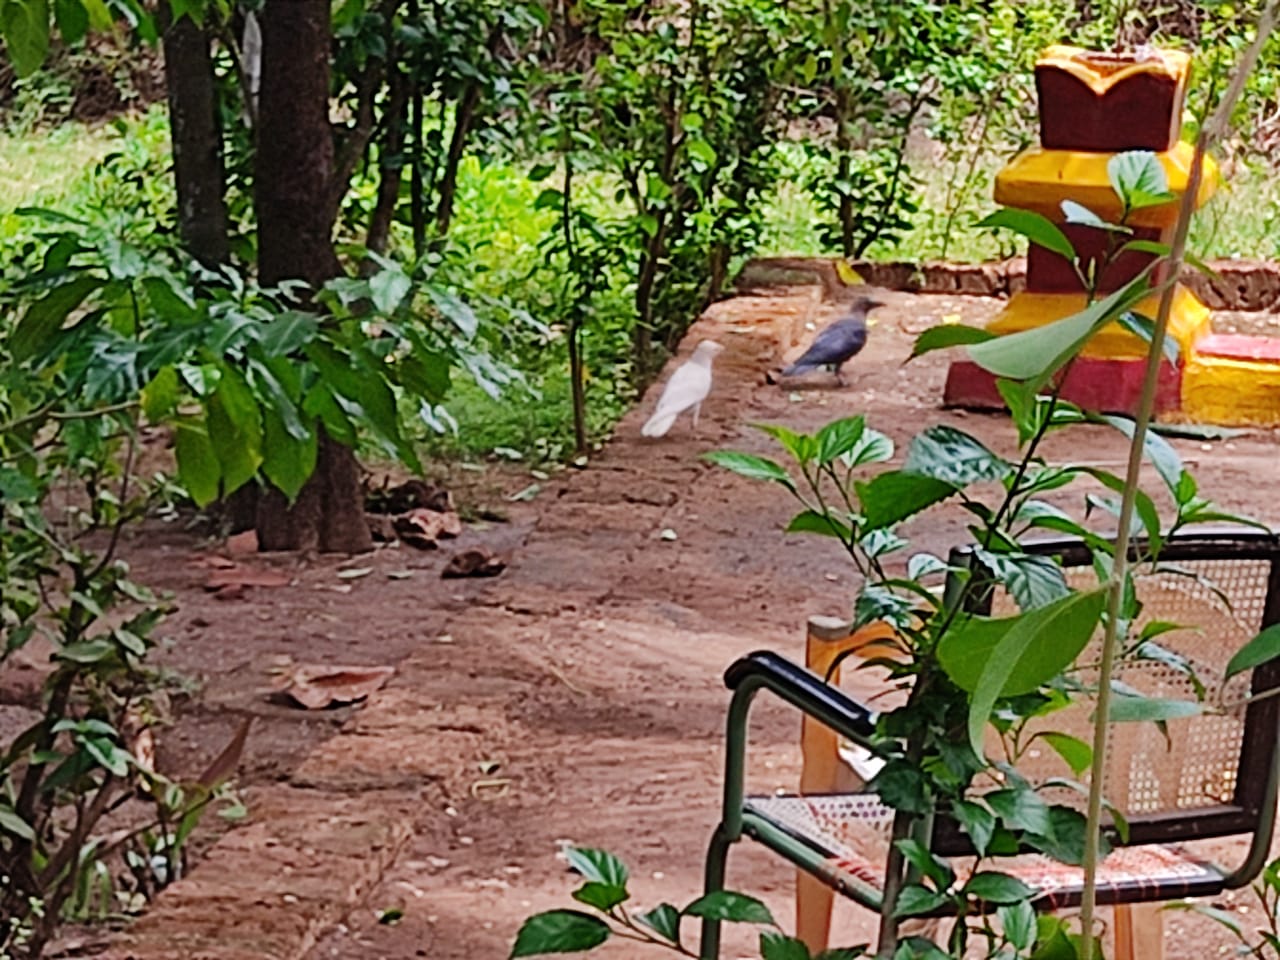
[226,530,258,555]
[197,717,253,786]
[284,665,396,710]
[337,567,373,580]
[505,483,541,502]
[659,528,678,541]
[204,565,292,591]
[386,569,415,580]
[394,508,463,550]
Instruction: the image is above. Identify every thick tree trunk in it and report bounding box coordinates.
[255,0,371,554]
[161,11,229,268]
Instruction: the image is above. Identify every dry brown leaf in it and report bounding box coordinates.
[284,665,396,710]
[442,548,508,579]
[393,508,463,549]
[204,564,292,591]
[197,717,253,786]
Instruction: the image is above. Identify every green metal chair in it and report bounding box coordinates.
[700,529,1280,959]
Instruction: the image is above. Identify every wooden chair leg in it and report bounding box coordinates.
[797,870,835,954]
[1113,903,1163,960]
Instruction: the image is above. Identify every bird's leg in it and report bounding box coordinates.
[691,402,702,435]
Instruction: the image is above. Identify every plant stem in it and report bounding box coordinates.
[1076,10,1280,956]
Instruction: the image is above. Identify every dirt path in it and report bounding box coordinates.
[90,286,1280,959]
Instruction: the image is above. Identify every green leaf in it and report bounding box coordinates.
[1119,238,1172,259]
[1226,623,1280,680]
[1,0,50,77]
[910,324,995,360]
[1038,732,1092,776]
[786,509,852,540]
[855,471,956,529]
[1059,199,1128,233]
[0,803,35,842]
[260,406,317,502]
[1115,312,1180,362]
[634,904,680,944]
[509,910,610,957]
[258,311,319,356]
[967,589,1107,753]
[1101,415,1185,495]
[967,272,1151,389]
[894,838,953,890]
[83,736,129,776]
[703,450,793,486]
[572,882,628,912]
[563,848,628,888]
[903,425,1012,486]
[841,428,894,468]
[950,799,996,856]
[10,274,101,361]
[816,950,867,960]
[986,785,1053,835]
[756,423,819,464]
[206,367,264,495]
[682,891,774,925]
[978,208,1076,262]
[369,266,413,314]
[892,884,949,918]
[963,871,1035,905]
[998,900,1037,952]
[816,416,866,464]
[53,0,86,43]
[760,931,813,960]
[174,420,222,507]
[1108,151,1174,210]
[141,365,181,422]
[1108,695,1203,722]
[971,548,1070,611]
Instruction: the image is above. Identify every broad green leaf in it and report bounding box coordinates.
[756,423,819,464]
[53,0,86,43]
[903,425,1012,486]
[892,884,949,918]
[967,589,1107,753]
[841,428,893,468]
[816,416,865,464]
[1028,804,1102,865]
[1059,199,1128,233]
[760,931,812,960]
[1108,695,1203,722]
[1120,238,1172,259]
[563,848,628,887]
[978,208,1075,262]
[369,266,413,314]
[572,882,628,912]
[261,406,317,502]
[248,357,308,441]
[894,838,953,889]
[985,786,1053,835]
[937,615,1017,693]
[703,450,793,486]
[786,509,852,540]
[141,365,181,422]
[1038,732,1092,776]
[509,910,610,957]
[963,871,1036,905]
[174,419,221,507]
[998,900,1037,952]
[10,274,101,361]
[58,639,114,663]
[1,0,50,76]
[1108,151,1174,210]
[855,471,956,529]
[910,324,995,360]
[950,799,996,856]
[682,891,774,925]
[207,367,263,494]
[426,287,479,338]
[1225,623,1280,679]
[971,548,1070,611]
[634,903,680,943]
[83,736,129,776]
[967,271,1151,388]
[1115,312,1181,362]
[258,311,319,356]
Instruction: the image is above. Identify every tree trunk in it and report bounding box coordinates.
[366,67,409,257]
[255,0,371,554]
[434,82,482,237]
[161,11,229,268]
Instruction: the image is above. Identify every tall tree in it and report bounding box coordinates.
[160,11,229,268]
[253,0,372,553]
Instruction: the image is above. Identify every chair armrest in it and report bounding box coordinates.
[724,650,878,749]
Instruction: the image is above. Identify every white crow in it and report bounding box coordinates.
[641,340,725,438]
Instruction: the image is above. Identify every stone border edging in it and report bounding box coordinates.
[737,256,1280,312]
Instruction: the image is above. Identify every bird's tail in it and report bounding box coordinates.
[641,410,678,438]
[780,361,817,378]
